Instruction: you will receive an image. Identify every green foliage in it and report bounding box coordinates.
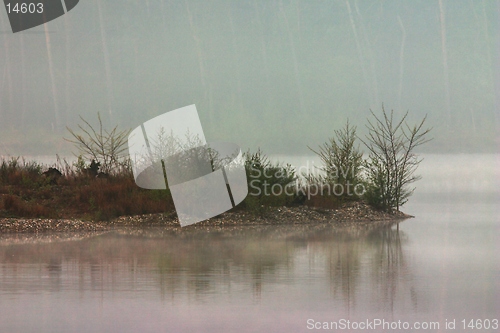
[308,120,363,199]
[73,155,87,175]
[147,189,172,202]
[242,148,297,214]
[362,158,388,209]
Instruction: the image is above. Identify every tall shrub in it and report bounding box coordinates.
[361,106,432,211]
[309,120,363,198]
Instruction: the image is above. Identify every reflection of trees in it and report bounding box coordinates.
[0,229,293,299]
[327,235,361,313]
[0,224,418,310]
[367,227,417,315]
[309,224,417,314]
[302,225,417,315]
[151,229,295,299]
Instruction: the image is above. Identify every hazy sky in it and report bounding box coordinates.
[0,0,498,155]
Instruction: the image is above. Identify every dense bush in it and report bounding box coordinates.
[307,107,431,212]
[242,149,298,214]
[308,120,364,201]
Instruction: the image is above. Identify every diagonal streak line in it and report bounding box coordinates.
[221,167,236,207]
[61,0,68,12]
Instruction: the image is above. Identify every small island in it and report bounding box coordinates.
[0,149,412,233]
[0,107,429,233]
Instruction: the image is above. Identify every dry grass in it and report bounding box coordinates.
[0,157,364,221]
[2,194,53,218]
[0,158,175,221]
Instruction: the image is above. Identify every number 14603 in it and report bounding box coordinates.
[6,3,43,14]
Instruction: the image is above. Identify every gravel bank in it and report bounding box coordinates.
[0,201,412,233]
[109,201,412,228]
[0,218,108,233]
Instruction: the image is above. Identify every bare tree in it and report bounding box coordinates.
[65,113,131,174]
[361,107,432,211]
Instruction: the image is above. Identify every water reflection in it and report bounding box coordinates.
[299,224,418,317]
[0,223,416,312]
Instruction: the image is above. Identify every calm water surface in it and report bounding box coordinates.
[0,154,498,332]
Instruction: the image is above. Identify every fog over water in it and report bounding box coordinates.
[275,153,500,195]
[0,154,498,333]
[0,0,498,155]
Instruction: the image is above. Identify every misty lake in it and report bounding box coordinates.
[0,154,498,332]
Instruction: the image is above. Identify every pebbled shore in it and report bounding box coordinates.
[112,201,412,228]
[0,218,108,233]
[0,201,412,233]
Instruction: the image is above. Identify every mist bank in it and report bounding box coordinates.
[0,119,496,156]
[0,0,498,155]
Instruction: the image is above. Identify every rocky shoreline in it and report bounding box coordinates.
[0,201,412,233]
[0,218,107,234]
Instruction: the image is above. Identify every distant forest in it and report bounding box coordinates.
[0,0,497,155]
